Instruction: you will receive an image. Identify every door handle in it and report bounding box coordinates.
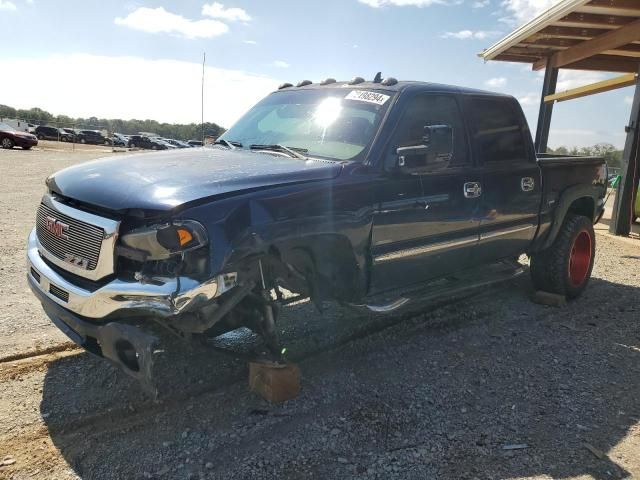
[463,182,482,198]
[521,177,535,192]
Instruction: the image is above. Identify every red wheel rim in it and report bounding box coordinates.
[568,230,592,287]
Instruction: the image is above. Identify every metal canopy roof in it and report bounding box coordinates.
[479,0,640,73]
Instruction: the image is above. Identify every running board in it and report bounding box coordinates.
[347,260,524,315]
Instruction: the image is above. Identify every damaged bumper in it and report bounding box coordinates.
[27,228,237,393]
[28,276,160,393]
[27,228,236,319]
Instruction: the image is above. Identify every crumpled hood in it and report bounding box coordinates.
[47,147,343,212]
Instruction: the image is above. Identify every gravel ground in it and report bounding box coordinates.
[1,147,639,480]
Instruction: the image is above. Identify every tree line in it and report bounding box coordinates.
[548,143,624,169]
[0,104,225,141]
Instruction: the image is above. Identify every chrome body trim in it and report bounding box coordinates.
[373,235,478,264]
[27,229,235,319]
[38,195,120,281]
[479,224,534,241]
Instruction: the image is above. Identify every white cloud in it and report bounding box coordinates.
[472,0,490,7]
[0,0,17,10]
[202,2,251,22]
[359,0,451,7]
[114,7,229,39]
[484,77,507,88]
[272,60,290,68]
[441,30,500,40]
[500,0,560,26]
[517,92,539,107]
[243,40,257,45]
[556,70,608,92]
[0,54,280,128]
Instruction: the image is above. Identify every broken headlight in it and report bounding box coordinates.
[119,220,208,261]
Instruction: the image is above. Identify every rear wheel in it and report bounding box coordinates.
[1,137,14,149]
[530,214,595,299]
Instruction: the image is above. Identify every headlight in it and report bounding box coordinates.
[120,220,208,260]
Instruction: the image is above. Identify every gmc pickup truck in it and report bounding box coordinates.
[27,78,607,389]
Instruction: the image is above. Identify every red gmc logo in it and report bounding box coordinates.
[45,216,69,240]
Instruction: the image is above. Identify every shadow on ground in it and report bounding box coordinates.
[40,276,640,479]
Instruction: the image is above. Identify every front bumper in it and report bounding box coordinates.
[27,228,236,319]
[15,135,38,147]
[29,279,159,394]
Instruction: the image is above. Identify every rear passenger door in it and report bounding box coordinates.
[464,96,541,263]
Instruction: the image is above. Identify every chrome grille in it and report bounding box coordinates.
[36,203,104,271]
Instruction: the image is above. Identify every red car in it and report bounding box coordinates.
[0,122,38,150]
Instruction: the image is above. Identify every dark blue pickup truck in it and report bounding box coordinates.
[27,78,607,387]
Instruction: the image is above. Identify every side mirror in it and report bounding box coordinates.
[395,124,453,173]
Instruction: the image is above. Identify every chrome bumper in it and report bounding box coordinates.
[27,228,235,319]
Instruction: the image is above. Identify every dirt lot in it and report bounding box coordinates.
[1,146,639,480]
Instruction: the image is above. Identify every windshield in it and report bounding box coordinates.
[219,88,394,161]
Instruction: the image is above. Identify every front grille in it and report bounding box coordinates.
[49,283,69,302]
[36,203,104,271]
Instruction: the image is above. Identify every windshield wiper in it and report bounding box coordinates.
[249,144,308,160]
[213,139,243,149]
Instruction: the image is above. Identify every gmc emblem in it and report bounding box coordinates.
[45,216,69,240]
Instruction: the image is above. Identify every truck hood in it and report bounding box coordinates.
[47,147,343,212]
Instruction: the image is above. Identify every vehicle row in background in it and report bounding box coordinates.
[29,125,202,150]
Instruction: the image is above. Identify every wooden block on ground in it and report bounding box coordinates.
[532,291,566,307]
[249,361,300,403]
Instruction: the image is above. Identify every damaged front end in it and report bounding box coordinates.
[26,194,254,395]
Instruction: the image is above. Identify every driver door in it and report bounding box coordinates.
[370,93,481,292]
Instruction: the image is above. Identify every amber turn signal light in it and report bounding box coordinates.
[177,228,193,246]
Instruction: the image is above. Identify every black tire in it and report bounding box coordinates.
[1,137,14,149]
[530,214,595,299]
[37,134,44,140]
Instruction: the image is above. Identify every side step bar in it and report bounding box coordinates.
[347,260,524,315]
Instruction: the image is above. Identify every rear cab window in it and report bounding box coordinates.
[466,96,531,165]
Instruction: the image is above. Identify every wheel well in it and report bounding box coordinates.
[567,196,595,221]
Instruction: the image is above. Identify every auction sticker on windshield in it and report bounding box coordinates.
[345,90,390,105]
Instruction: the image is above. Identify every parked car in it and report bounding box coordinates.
[151,137,178,149]
[26,79,607,390]
[0,122,38,149]
[60,128,77,142]
[75,129,111,145]
[187,140,203,147]
[34,125,64,141]
[127,134,168,150]
[112,133,128,147]
[165,138,191,148]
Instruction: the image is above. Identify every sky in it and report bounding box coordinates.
[0,0,635,148]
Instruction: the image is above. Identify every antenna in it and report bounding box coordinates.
[201,52,206,145]
[373,72,382,83]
